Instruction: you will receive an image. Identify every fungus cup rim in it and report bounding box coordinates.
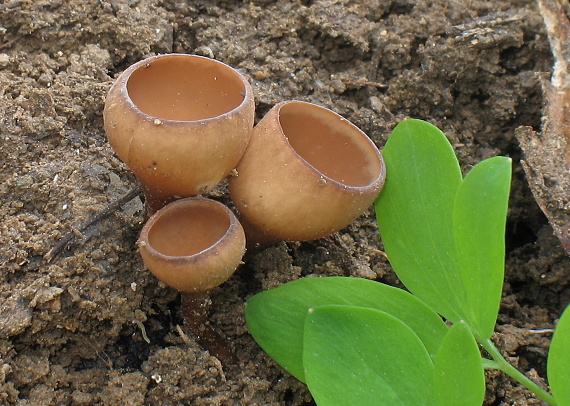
[118,53,254,126]
[273,100,386,191]
[138,196,241,262]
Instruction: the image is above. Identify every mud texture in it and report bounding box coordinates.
[0,0,569,405]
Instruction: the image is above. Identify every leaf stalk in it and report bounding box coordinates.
[481,338,557,405]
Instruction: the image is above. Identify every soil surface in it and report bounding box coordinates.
[1,0,569,405]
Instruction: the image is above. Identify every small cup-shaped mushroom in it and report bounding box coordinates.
[138,197,245,362]
[229,100,386,245]
[104,54,255,214]
[138,196,246,293]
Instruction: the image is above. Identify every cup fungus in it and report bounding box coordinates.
[229,100,386,246]
[138,196,246,361]
[104,53,255,214]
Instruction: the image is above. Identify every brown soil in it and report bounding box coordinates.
[0,0,568,405]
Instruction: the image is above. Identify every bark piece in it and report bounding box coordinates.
[516,0,570,253]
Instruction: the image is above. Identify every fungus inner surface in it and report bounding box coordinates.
[147,202,230,257]
[127,56,246,121]
[279,102,383,187]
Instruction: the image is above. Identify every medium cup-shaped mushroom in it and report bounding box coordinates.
[229,100,386,246]
[138,196,246,362]
[104,54,255,214]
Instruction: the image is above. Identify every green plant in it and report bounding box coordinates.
[245,119,570,406]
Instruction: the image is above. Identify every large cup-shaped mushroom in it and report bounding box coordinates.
[229,100,386,246]
[138,196,246,362]
[104,54,255,214]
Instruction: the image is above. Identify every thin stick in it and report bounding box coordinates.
[342,80,388,88]
[45,185,142,262]
[0,35,23,51]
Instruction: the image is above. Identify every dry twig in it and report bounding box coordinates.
[45,185,142,262]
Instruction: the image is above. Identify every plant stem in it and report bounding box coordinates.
[481,338,556,405]
[481,358,500,370]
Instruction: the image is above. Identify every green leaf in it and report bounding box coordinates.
[454,157,511,340]
[245,276,448,382]
[375,119,465,323]
[434,321,485,406]
[548,304,570,405]
[303,305,435,406]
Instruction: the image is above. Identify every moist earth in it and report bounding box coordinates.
[0,0,569,405]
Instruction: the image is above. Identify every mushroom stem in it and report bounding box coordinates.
[141,185,178,217]
[180,291,236,364]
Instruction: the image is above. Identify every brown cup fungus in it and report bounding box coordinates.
[104,54,255,214]
[138,197,246,361]
[229,100,386,246]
